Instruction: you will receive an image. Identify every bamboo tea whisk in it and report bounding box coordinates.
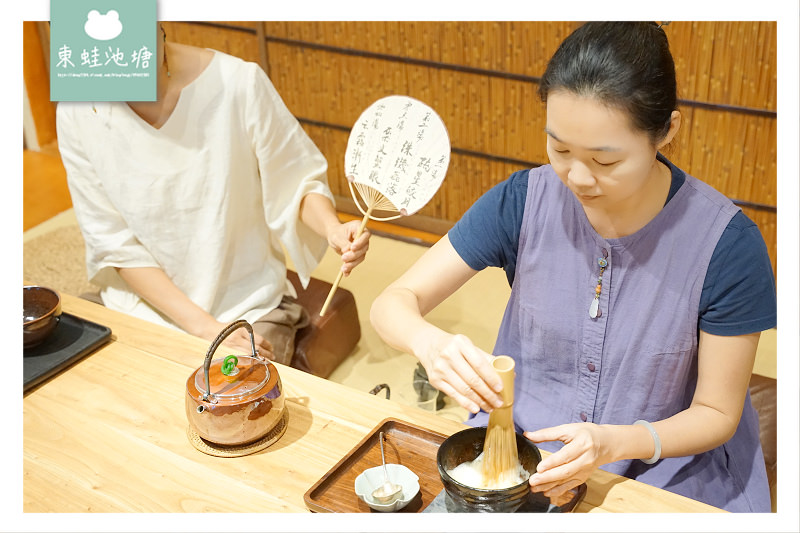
[481,355,519,487]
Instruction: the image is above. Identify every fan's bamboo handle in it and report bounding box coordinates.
[492,355,515,408]
[319,209,372,317]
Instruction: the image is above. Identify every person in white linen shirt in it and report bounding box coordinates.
[56,30,371,363]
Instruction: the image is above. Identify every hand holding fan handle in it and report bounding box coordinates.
[319,205,373,317]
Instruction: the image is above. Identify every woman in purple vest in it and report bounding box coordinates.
[370,22,776,512]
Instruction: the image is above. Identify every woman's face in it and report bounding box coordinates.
[545,91,667,210]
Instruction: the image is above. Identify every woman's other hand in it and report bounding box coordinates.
[116,266,274,359]
[524,423,612,501]
[327,219,371,276]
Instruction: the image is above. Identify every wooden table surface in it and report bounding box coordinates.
[22,292,723,514]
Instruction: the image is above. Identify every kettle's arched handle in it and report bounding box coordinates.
[200,320,262,402]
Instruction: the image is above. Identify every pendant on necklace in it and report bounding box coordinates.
[589,256,608,319]
[589,298,600,318]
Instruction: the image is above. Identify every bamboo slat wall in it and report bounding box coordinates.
[163,21,777,278]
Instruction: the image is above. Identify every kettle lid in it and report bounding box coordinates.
[194,355,269,400]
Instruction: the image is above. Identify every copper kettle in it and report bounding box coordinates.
[185,320,287,446]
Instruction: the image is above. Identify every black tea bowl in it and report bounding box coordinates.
[436,426,541,513]
[23,285,62,348]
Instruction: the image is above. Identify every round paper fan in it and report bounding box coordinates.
[320,95,451,316]
[344,95,451,220]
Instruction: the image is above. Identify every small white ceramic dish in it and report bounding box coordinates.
[354,464,420,512]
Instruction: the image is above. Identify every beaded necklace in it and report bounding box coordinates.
[589,255,608,318]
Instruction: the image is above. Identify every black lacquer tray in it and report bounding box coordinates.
[23,312,112,393]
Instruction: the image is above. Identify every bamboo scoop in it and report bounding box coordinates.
[371,431,402,504]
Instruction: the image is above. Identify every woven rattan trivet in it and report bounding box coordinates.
[187,409,289,457]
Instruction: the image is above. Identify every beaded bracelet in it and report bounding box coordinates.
[634,420,662,464]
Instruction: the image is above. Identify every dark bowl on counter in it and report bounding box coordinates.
[436,426,541,513]
[23,285,62,348]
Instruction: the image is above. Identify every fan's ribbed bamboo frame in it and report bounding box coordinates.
[349,181,402,221]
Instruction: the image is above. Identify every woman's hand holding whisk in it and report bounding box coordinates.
[420,333,505,414]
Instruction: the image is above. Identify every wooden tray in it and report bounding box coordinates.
[303,417,585,513]
[304,418,445,513]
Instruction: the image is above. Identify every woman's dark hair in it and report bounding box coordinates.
[538,22,677,143]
